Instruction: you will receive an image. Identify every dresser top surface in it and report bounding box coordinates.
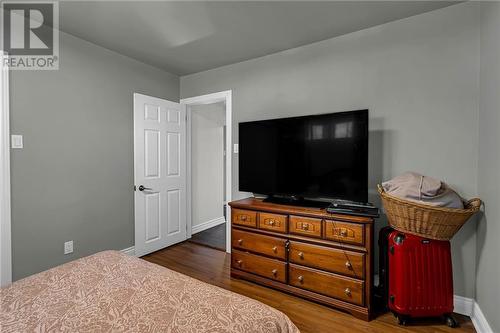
[229,198,374,224]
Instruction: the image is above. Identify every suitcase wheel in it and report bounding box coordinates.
[396,315,409,326]
[444,314,458,328]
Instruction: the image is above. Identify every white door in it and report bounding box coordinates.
[134,93,186,257]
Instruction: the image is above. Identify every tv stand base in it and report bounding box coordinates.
[262,195,330,208]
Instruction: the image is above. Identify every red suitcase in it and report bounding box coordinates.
[388,231,457,327]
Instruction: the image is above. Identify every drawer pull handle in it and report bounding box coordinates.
[345,261,352,269]
[272,246,278,253]
[237,239,243,245]
[236,260,242,266]
[344,288,351,296]
[272,269,278,276]
[340,229,348,237]
[298,252,304,259]
[268,220,276,226]
[301,223,309,231]
[298,275,304,283]
[240,216,247,221]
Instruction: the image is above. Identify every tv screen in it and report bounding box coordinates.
[239,110,368,203]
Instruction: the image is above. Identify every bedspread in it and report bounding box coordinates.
[1,251,299,333]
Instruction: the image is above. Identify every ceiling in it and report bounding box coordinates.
[59,1,459,76]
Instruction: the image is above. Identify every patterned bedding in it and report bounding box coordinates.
[0,251,299,333]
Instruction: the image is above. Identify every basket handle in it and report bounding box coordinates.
[465,198,482,210]
[377,184,385,194]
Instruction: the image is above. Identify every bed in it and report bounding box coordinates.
[0,251,299,333]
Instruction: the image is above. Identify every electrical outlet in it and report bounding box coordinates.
[64,241,73,255]
[11,135,23,149]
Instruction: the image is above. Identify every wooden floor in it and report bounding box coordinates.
[189,223,226,251]
[142,242,475,333]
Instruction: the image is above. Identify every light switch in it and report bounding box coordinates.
[11,135,23,149]
[233,144,239,154]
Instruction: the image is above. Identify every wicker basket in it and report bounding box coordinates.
[378,184,481,240]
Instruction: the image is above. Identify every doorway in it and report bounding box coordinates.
[181,91,232,253]
[188,102,226,250]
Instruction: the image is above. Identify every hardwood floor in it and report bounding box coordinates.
[189,223,226,251]
[142,242,475,333]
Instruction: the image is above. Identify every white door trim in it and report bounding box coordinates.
[181,90,232,253]
[0,52,12,287]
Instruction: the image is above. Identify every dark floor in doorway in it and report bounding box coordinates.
[189,223,226,251]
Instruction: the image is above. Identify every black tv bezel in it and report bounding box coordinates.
[238,109,369,203]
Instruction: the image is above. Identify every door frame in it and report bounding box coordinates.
[0,51,12,286]
[180,90,232,253]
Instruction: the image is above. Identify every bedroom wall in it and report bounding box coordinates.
[476,2,500,332]
[10,31,179,280]
[181,2,480,298]
[190,103,226,231]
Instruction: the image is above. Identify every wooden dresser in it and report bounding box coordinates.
[229,198,374,321]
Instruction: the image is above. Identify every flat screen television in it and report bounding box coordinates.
[239,110,368,205]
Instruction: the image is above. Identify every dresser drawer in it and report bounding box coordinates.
[258,212,288,233]
[232,250,287,283]
[232,209,257,228]
[232,229,287,260]
[289,241,365,278]
[289,216,322,238]
[289,264,364,305]
[324,220,364,246]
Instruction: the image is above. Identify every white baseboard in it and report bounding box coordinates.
[454,295,474,316]
[471,301,494,333]
[192,216,226,235]
[453,296,493,333]
[120,246,136,256]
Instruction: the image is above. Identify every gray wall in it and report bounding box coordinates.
[181,3,480,298]
[190,103,225,229]
[476,2,500,332]
[10,31,179,280]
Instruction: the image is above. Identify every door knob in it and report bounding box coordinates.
[138,185,153,191]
